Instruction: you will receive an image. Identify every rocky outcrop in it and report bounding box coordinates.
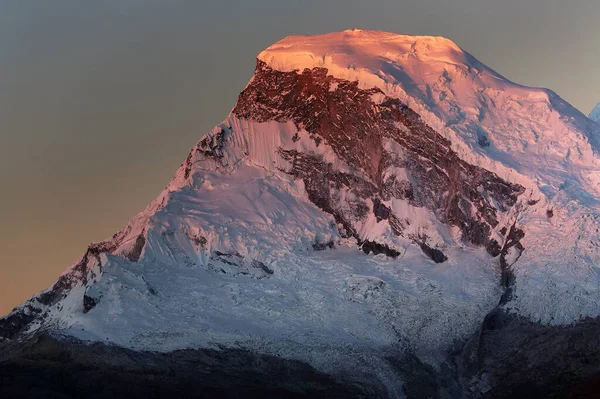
[0,334,373,399]
[235,61,524,261]
[0,304,42,340]
[360,240,401,258]
[497,223,525,304]
[125,232,146,262]
[461,309,600,398]
[4,314,600,399]
[82,294,99,314]
[208,251,274,279]
[417,241,448,264]
[277,147,374,239]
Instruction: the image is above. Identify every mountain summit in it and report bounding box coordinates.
[3,30,600,398]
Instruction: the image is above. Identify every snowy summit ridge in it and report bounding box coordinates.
[3,29,600,398]
[260,30,600,194]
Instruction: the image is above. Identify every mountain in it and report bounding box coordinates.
[591,101,600,123]
[3,30,600,398]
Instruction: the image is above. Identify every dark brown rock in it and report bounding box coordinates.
[462,309,600,399]
[125,232,146,262]
[235,61,524,262]
[373,198,391,222]
[361,241,401,258]
[418,242,448,263]
[0,334,374,399]
[313,241,335,251]
[82,294,98,314]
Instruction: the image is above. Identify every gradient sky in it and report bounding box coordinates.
[1,0,599,315]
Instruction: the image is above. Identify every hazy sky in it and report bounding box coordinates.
[1,0,599,315]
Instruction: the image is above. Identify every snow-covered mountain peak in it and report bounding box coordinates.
[261,30,600,206]
[259,29,466,75]
[590,101,600,123]
[5,32,600,397]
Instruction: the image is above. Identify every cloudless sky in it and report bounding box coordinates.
[1,0,599,315]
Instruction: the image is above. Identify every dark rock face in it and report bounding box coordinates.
[313,241,335,251]
[497,223,525,304]
[125,231,146,262]
[235,61,525,261]
[385,352,463,399]
[82,294,99,314]
[277,147,374,239]
[198,127,228,159]
[373,198,391,222]
[208,251,274,279]
[462,309,600,398]
[418,242,448,264]
[0,335,373,399]
[0,305,41,340]
[4,316,600,399]
[183,128,228,178]
[234,63,387,181]
[360,240,401,258]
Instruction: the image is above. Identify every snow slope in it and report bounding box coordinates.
[4,30,600,393]
[8,117,502,365]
